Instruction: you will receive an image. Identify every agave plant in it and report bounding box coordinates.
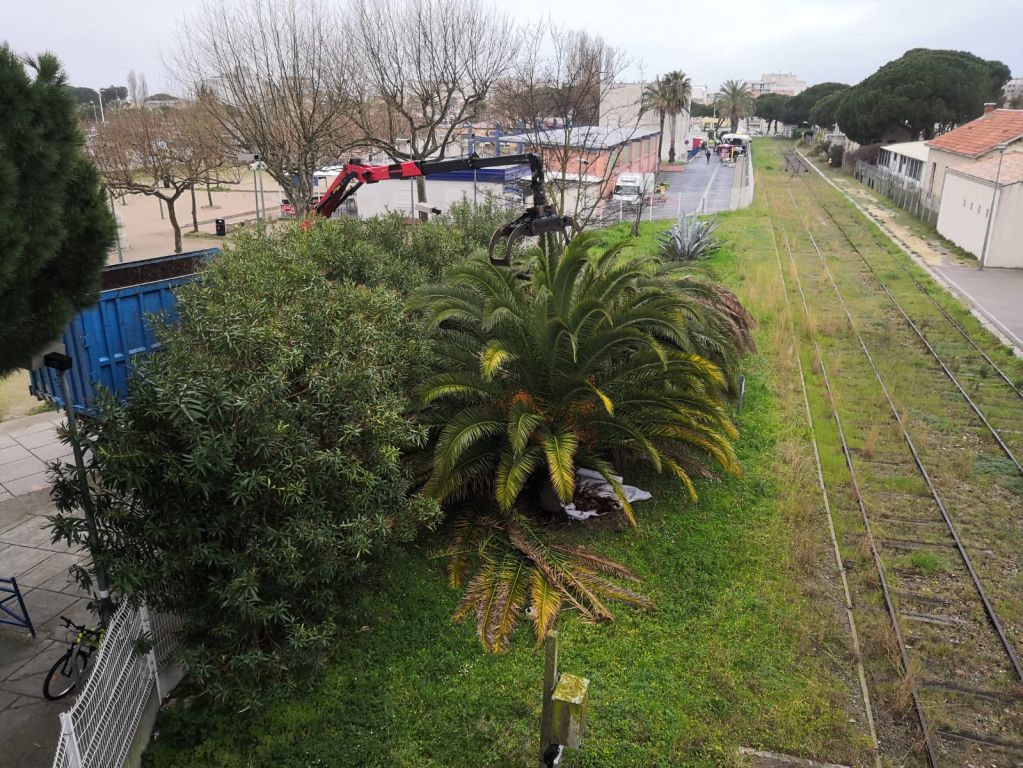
[412,231,742,522]
[659,213,721,262]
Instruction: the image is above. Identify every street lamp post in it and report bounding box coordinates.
[978,142,1010,272]
[91,88,106,123]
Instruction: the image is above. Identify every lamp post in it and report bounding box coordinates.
[90,88,106,123]
[978,142,1010,272]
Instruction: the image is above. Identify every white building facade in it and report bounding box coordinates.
[936,153,1023,268]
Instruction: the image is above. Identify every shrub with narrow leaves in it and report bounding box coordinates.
[49,232,440,706]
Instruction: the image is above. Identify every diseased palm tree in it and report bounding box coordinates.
[641,77,668,161]
[716,79,754,134]
[661,70,692,162]
[412,232,750,651]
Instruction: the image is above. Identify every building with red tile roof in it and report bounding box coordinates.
[922,107,1023,199]
[937,148,1023,269]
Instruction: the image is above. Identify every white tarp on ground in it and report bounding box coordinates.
[563,468,652,521]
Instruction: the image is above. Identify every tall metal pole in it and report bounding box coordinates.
[257,169,266,220]
[48,354,114,627]
[108,189,123,263]
[94,88,106,123]
[252,166,261,221]
[978,143,1008,272]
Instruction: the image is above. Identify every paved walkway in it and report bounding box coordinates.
[0,413,70,501]
[930,265,1023,351]
[0,412,89,768]
[654,155,737,218]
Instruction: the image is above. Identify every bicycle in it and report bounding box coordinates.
[43,616,105,701]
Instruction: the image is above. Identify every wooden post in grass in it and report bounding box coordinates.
[539,631,558,767]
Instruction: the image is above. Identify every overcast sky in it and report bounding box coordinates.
[3,0,1020,93]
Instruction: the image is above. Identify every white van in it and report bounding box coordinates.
[612,173,654,205]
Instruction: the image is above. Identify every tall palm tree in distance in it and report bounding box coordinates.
[662,70,692,162]
[641,77,668,162]
[716,79,754,134]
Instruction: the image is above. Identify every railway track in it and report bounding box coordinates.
[763,151,1023,766]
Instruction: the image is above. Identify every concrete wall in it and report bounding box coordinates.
[936,173,1023,267]
[937,172,993,255]
[923,145,1023,200]
[600,82,688,161]
[987,183,1023,268]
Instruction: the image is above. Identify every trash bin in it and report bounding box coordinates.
[215,218,226,237]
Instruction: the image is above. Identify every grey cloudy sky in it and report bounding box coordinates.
[3,0,1020,92]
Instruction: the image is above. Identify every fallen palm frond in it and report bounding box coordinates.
[437,508,654,652]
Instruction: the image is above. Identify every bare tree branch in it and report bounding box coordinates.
[92,104,236,253]
[349,0,519,212]
[172,0,358,216]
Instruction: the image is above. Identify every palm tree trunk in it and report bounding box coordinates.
[668,113,677,163]
[657,111,665,161]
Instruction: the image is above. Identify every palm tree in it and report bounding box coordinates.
[412,233,749,650]
[715,79,754,134]
[661,70,692,162]
[641,77,668,162]
[413,232,742,520]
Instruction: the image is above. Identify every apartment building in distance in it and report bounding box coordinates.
[750,73,806,98]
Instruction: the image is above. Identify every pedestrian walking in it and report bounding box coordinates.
[705,147,711,163]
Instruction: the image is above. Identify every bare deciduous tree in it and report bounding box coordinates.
[349,0,519,213]
[173,0,357,216]
[93,104,235,253]
[492,24,636,227]
[126,69,148,109]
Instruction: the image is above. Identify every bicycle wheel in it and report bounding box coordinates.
[43,650,89,701]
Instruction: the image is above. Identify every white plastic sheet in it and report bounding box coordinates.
[563,468,652,521]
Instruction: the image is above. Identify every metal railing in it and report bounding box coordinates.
[52,603,181,768]
[854,160,939,225]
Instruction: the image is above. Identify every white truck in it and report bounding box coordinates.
[612,172,655,206]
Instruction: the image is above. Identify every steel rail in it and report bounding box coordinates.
[764,181,938,767]
[819,203,1023,402]
[785,176,1023,684]
[762,185,881,765]
[793,175,1023,479]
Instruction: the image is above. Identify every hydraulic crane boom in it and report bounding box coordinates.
[312,152,578,265]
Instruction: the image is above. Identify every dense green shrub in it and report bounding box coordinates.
[295,198,514,292]
[50,232,441,705]
[0,47,115,373]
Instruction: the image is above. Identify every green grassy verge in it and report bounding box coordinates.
[144,197,869,768]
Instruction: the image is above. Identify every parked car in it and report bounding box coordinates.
[280,197,323,219]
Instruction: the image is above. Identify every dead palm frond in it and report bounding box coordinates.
[440,508,654,652]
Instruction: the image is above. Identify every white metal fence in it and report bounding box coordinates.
[52,603,182,768]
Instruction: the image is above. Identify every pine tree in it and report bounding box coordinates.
[0,46,115,374]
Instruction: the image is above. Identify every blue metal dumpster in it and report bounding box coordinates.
[29,248,218,414]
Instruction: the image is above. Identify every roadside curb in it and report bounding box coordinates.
[794,147,1023,359]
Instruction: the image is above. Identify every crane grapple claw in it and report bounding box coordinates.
[488,210,580,266]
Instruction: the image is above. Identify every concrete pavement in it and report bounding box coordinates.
[0,412,90,768]
[654,155,737,218]
[931,265,1023,352]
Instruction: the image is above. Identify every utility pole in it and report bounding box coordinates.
[92,88,106,123]
[44,353,115,627]
[978,142,1009,272]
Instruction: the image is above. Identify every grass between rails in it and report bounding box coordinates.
[143,197,870,767]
